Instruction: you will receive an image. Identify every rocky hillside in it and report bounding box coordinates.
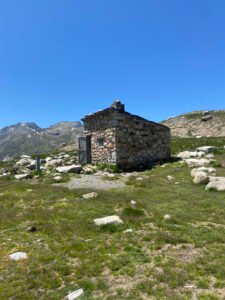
[0,121,83,161]
[161,110,225,137]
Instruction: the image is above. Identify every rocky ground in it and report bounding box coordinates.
[161,110,225,137]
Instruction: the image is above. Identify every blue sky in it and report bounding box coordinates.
[0,0,225,128]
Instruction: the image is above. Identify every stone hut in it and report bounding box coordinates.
[79,100,171,169]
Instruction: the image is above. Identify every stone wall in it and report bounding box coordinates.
[82,103,171,168]
[114,114,170,168]
[90,128,117,163]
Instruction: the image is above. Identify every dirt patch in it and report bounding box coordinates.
[54,174,126,190]
[161,243,201,263]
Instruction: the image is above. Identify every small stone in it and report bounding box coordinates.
[94,215,123,226]
[136,177,143,181]
[164,214,171,220]
[82,192,98,199]
[66,289,84,300]
[167,175,174,181]
[124,229,133,233]
[184,284,195,289]
[130,200,136,206]
[9,252,28,261]
[15,174,30,180]
[56,165,81,174]
[54,176,62,181]
[26,226,37,232]
[205,154,215,159]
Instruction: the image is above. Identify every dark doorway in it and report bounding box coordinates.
[78,136,92,164]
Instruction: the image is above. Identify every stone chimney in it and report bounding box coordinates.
[111,100,125,112]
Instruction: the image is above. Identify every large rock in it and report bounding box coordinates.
[177,151,199,159]
[46,159,63,167]
[15,174,31,180]
[201,115,213,122]
[185,158,211,168]
[82,192,98,199]
[16,158,33,166]
[208,176,225,183]
[191,167,216,178]
[206,179,225,191]
[196,146,217,153]
[56,164,82,174]
[9,252,28,261]
[193,172,209,184]
[94,215,123,226]
[66,289,84,300]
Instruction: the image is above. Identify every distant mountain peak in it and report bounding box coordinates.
[0,121,83,161]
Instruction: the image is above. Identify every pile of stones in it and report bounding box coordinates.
[177,146,225,191]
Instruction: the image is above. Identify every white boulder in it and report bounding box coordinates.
[197,146,217,153]
[193,172,209,184]
[177,151,199,159]
[191,167,216,178]
[56,165,82,174]
[15,174,30,180]
[206,180,225,191]
[94,215,123,226]
[46,159,62,167]
[67,289,84,300]
[82,192,98,199]
[9,252,28,261]
[185,158,211,168]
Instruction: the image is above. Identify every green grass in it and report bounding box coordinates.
[0,139,225,299]
[171,136,225,154]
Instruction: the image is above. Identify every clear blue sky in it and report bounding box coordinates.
[0,0,225,128]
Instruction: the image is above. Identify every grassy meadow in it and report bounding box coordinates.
[0,137,225,299]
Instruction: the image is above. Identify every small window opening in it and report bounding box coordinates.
[97,138,104,147]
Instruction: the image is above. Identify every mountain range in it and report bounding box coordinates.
[0,121,83,161]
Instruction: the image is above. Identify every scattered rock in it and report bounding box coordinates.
[26,226,37,232]
[185,158,211,168]
[124,229,133,233]
[164,214,171,220]
[205,154,215,159]
[136,177,143,181]
[9,252,28,261]
[191,167,216,178]
[193,171,209,185]
[177,151,199,159]
[221,161,225,168]
[15,174,31,180]
[54,176,63,181]
[82,192,98,199]
[201,115,213,122]
[130,200,136,206]
[56,165,82,174]
[46,159,63,167]
[167,175,175,181]
[94,215,123,226]
[45,157,52,162]
[66,289,84,300]
[206,180,225,191]
[20,155,31,159]
[196,146,217,153]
